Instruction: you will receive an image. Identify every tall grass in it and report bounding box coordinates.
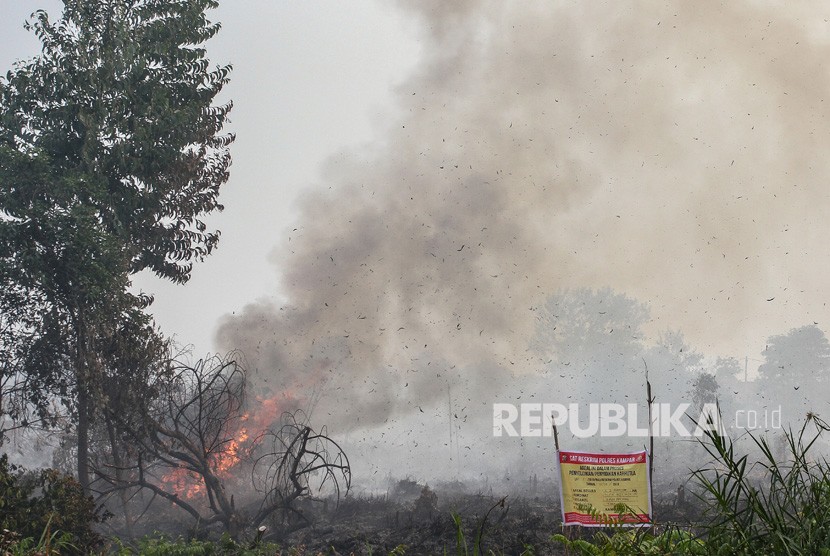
[693,412,830,555]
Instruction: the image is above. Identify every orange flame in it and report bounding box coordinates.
[160,392,299,500]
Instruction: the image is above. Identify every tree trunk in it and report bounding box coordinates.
[106,415,134,537]
[77,381,91,492]
[76,310,91,493]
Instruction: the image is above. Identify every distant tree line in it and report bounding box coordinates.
[534,288,830,435]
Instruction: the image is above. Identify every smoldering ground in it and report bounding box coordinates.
[216,1,830,484]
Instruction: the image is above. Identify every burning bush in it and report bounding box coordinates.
[93,353,350,539]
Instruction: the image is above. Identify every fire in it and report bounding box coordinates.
[164,467,206,500]
[160,392,298,500]
[214,425,249,474]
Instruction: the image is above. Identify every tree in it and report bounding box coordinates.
[689,372,719,411]
[95,355,350,538]
[0,0,233,490]
[534,287,649,368]
[758,325,830,385]
[645,329,704,406]
[534,288,650,405]
[0,282,60,439]
[757,324,830,420]
[714,356,743,388]
[0,454,105,554]
[99,354,248,534]
[252,411,351,536]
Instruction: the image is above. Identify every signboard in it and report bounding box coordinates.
[556,450,652,526]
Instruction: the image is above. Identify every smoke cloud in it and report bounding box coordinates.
[217,1,830,438]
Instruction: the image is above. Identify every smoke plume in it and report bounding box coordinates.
[217,0,830,435]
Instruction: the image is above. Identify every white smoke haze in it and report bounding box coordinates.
[217,1,830,483]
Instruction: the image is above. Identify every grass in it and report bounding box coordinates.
[0,516,77,556]
[550,503,704,555]
[691,412,830,555]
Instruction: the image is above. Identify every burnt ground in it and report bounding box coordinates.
[283,491,562,555]
[273,480,706,555]
[109,478,706,554]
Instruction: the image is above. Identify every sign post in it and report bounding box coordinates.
[556,450,652,526]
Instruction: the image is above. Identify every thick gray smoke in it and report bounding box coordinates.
[217,0,830,459]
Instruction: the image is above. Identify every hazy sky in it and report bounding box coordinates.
[4,1,830,389]
[0,1,422,357]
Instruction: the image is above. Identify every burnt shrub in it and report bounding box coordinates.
[414,485,439,519]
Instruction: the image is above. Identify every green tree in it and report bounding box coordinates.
[0,0,233,490]
[0,282,58,438]
[0,454,104,555]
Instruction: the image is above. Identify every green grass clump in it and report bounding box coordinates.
[114,532,289,556]
[693,412,830,555]
[0,515,77,555]
[551,503,703,555]
[552,528,705,555]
